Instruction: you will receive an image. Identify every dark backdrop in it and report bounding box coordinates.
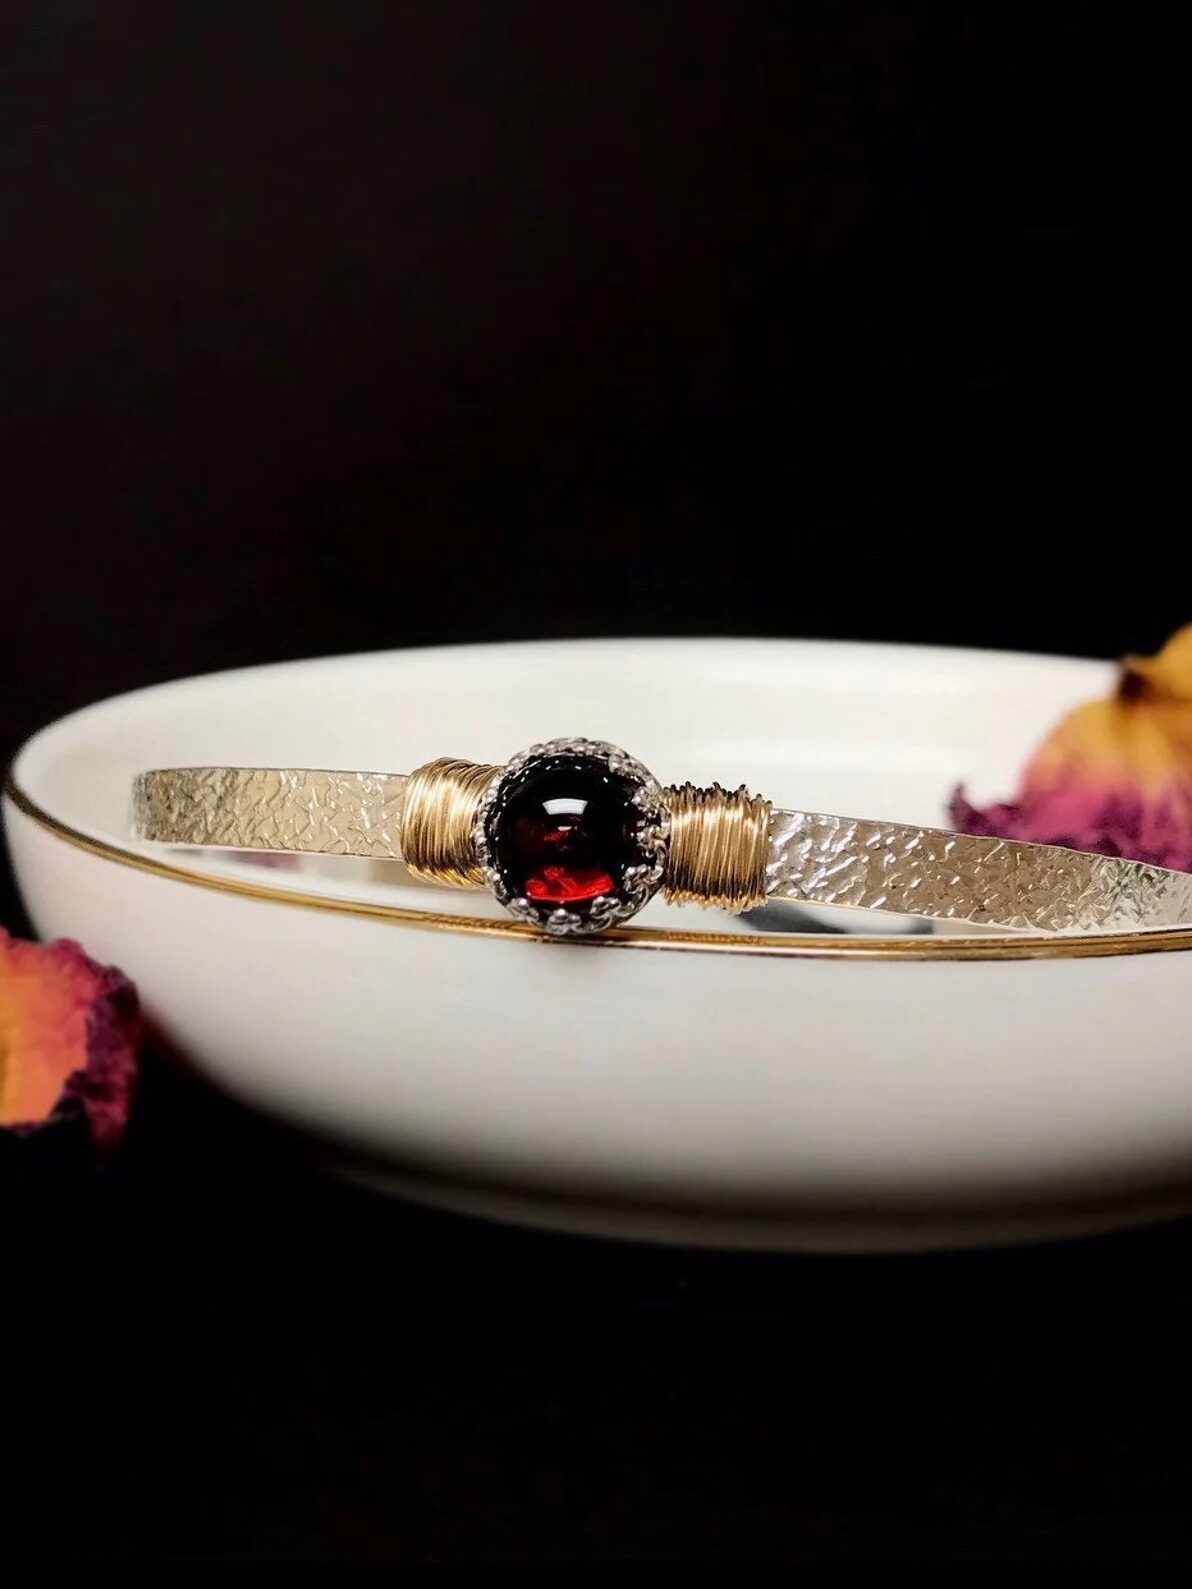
[8,2,1192,1565]
[10,1,1192,756]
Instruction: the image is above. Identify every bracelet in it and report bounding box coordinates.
[132,737,1192,937]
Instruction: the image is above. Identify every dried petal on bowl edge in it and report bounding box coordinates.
[951,625,1192,869]
[0,929,139,1168]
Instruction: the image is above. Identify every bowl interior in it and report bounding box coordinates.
[12,638,1108,932]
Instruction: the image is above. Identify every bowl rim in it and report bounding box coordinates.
[10,636,1191,964]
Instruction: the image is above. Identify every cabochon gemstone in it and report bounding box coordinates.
[489,753,644,916]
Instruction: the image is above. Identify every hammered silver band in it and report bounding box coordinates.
[131,754,1192,937]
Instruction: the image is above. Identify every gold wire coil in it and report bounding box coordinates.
[662,782,772,912]
[401,758,499,887]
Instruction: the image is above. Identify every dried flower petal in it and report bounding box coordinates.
[0,930,139,1158]
[951,625,1192,869]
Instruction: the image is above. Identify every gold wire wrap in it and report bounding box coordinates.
[661,782,772,912]
[400,758,499,887]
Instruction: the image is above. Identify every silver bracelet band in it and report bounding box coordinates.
[132,743,1192,938]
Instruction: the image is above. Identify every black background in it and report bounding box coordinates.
[8,1,1192,1564]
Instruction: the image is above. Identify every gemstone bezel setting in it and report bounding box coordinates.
[474,738,670,936]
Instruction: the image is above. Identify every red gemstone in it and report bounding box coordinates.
[522,815,614,901]
[488,753,643,920]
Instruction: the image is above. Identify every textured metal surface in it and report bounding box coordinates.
[765,808,1192,933]
[133,768,408,859]
[133,763,1192,933]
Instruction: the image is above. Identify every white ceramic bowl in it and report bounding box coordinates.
[7,638,1192,1250]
